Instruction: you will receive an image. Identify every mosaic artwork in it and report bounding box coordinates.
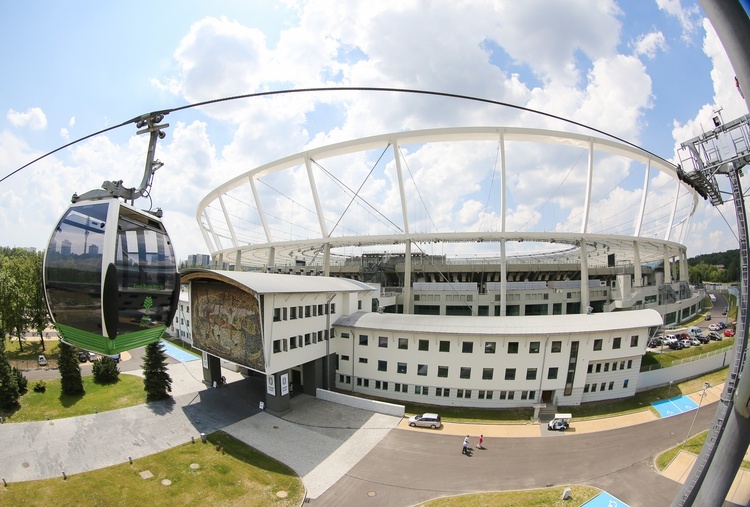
[191,281,264,372]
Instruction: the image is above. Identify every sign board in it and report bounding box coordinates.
[280,373,289,396]
[266,374,276,396]
[202,351,208,370]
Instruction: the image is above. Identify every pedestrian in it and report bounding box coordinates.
[462,435,469,454]
[477,434,484,449]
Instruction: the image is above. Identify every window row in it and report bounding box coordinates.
[272,328,333,353]
[340,360,560,382]
[592,335,639,351]
[338,375,538,401]
[586,359,633,374]
[273,303,336,322]
[584,379,629,392]
[354,336,565,354]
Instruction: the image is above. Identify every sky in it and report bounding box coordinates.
[1,0,749,265]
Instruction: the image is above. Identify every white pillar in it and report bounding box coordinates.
[403,241,412,314]
[500,239,507,316]
[633,241,642,287]
[580,241,590,313]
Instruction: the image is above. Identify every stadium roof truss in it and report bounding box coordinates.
[196,126,700,270]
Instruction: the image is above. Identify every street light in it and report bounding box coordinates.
[682,382,711,450]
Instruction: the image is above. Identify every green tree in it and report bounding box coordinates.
[12,366,28,394]
[0,336,20,409]
[28,252,51,352]
[92,356,120,384]
[58,342,84,395]
[142,341,172,401]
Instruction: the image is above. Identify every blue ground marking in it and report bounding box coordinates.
[160,340,200,362]
[581,491,630,507]
[651,395,699,418]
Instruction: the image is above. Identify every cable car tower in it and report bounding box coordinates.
[673,112,750,505]
[43,113,180,356]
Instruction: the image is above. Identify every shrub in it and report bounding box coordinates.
[33,380,46,393]
[92,356,120,384]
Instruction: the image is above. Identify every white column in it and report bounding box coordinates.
[634,158,650,236]
[680,250,688,282]
[267,247,275,272]
[403,241,412,314]
[234,250,241,271]
[581,140,594,234]
[664,247,672,284]
[633,241,642,287]
[324,243,331,277]
[580,241,590,313]
[500,239,507,316]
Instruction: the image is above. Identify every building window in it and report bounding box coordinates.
[529,341,540,353]
[482,368,494,380]
[464,390,472,399]
[526,368,537,380]
[359,358,368,364]
[595,363,601,373]
[593,339,603,351]
[620,360,625,370]
[584,384,590,393]
[508,342,519,354]
[604,363,610,372]
[521,391,529,400]
[442,388,450,397]
[379,336,388,348]
[359,335,368,346]
[631,335,639,347]
[436,387,443,397]
[564,341,579,396]
[613,337,621,349]
[457,389,464,398]
[397,363,407,374]
[290,307,297,319]
[608,381,614,390]
[330,303,336,314]
[305,333,311,346]
[478,390,486,399]
[305,305,311,317]
[591,383,597,392]
[587,364,593,373]
[548,367,558,380]
[507,391,515,400]
[417,364,428,376]
[439,340,450,352]
[437,366,449,378]
[378,360,387,372]
[600,382,606,391]
[623,379,629,388]
[551,341,562,353]
[273,340,281,353]
[462,342,473,353]
[460,367,471,379]
[505,368,516,380]
[341,332,350,339]
[627,360,633,369]
[273,308,281,322]
[485,341,496,354]
[499,391,507,400]
[290,336,298,350]
[398,338,408,350]
[419,339,429,351]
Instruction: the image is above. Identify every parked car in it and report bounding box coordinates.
[705,314,711,321]
[408,413,442,429]
[719,322,727,330]
[669,340,683,350]
[722,307,728,315]
[724,329,735,337]
[547,413,572,431]
[679,339,692,348]
[664,334,678,344]
[708,331,723,341]
[77,351,88,363]
[648,338,663,348]
[708,323,721,331]
[697,335,710,344]
[690,338,701,346]
[37,355,48,366]
[87,351,98,362]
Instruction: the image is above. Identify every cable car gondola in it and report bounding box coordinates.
[42,114,179,355]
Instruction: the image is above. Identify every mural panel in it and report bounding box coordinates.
[191,280,264,372]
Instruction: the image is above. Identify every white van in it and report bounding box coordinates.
[688,326,703,337]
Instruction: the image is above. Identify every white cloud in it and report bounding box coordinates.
[60,128,69,141]
[655,0,701,41]
[68,116,76,127]
[7,107,47,130]
[634,31,668,59]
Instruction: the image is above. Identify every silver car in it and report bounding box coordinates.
[408,413,442,429]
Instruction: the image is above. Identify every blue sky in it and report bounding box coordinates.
[1,1,748,262]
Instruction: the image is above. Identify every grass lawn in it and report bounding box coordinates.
[5,338,61,360]
[0,374,146,422]
[0,430,304,507]
[641,339,734,369]
[656,430,750,472]
[422,485,600,506]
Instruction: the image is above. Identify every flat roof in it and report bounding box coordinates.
[181,269,375,295]
[334,309,663,336]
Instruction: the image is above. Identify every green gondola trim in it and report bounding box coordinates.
[55,323,166,355]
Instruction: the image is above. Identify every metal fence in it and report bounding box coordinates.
[640,345,733,372]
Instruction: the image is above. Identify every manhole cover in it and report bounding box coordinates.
[368,491,377,497]
[190,463,200,470]
[273,425,279,429]
[161,479,172,486]
[139,470,154,480]
[22,462,29,468]
[276,491,288,498]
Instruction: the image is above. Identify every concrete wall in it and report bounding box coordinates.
[637,350,732,391]
[316,388,405,417]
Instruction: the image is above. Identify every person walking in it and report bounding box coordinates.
[462,435,469,454]
[477,434,484,449]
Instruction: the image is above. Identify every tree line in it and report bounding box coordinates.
[687,248,740,284]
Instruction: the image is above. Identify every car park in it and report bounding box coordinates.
[78,351,88,362]
[708,323,721,331]
[37,355,47,366]
[408,413,442,429]
[725,329,735,337]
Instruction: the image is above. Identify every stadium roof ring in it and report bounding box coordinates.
[196,126,699,270]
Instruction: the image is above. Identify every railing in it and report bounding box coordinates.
[640,345,734,372]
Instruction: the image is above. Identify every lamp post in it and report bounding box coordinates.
[682,382,711,451]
